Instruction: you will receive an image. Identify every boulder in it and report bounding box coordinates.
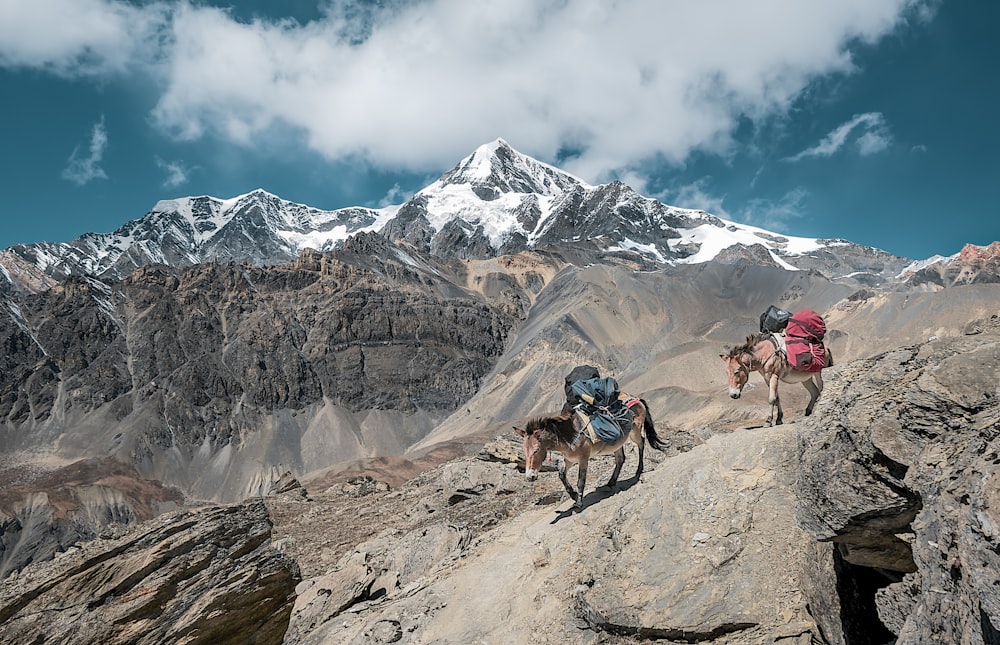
[0,499,300,645]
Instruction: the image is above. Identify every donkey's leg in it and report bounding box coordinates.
[767,374,782,426]
[605,447,625,489]
[575,460,589,510]
[558,459,578,502]
[633,415,646,479]
[803,378,821,416]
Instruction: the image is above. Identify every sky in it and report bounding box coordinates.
[0,0,997,261]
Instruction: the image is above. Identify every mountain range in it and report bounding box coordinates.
[8,138,993,299]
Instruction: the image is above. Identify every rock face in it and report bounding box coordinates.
[0,237,528,502]
[797,313,1000,644]
[900,241,1000,289]
[0,499,300,645]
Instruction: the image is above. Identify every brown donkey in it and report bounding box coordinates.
[514,397,667,511]
[720,332,832,426]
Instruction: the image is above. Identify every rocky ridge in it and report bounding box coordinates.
[270,313,1000,644]
[897,241,1000,289]
[0,236,533,502]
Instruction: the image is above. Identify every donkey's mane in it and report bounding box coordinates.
[726,332,765,358]
[525,412,577,444]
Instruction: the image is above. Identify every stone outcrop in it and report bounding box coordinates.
[798,314,1000,643]
[0,499,300,645]
[0,458,184,578]
[276,421,835,644]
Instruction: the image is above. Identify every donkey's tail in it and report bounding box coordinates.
[640,398,669,451]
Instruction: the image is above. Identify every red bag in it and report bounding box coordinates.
[785,309,827,372]
[785,309,826,342]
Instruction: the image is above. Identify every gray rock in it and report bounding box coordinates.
[0,499,300,645]
[797,314,1000,643]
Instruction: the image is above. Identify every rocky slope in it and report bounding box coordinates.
[5,311,988,643]
[0,235,532,502]
[272,313,999,644]
[0,458,184,579]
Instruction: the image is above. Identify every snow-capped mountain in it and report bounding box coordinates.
[1,138,920,295]
[0,190,393,295]
[382,139,912,282]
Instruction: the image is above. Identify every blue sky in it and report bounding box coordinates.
[1,0,996,260]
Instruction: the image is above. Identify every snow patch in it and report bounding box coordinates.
[895,253,953,279]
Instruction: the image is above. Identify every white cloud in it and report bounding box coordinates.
[155,156,191,188]
[5,0,926,180]
[376,183,410,208]
[62,117,109,185]
[0,0,168,76]
[666,180,734,220]
[738,188,810,232]
[786,112,892,161]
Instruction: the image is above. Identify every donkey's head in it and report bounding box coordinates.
[720,352,750,399]
[514,420,547,481]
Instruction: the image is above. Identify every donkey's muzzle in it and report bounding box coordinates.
[524,469,538,482]
[729,389,742,399]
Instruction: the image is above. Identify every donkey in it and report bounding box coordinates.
[720,332,833,426]
[514,397,667,511]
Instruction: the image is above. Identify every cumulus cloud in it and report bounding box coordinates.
[785,112,892,161]
[6,0,924,181]
[0,0,168,76]
[667,180,734,220]
[62,117,109,185]
[155,156,192,188]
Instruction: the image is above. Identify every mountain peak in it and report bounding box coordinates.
[431,139,586,200]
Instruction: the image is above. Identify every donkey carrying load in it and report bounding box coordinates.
[515,368,667,511]
[720,307,833,426]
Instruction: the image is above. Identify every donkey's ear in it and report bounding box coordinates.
[719,354,728,361]
[513,426,526,437]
